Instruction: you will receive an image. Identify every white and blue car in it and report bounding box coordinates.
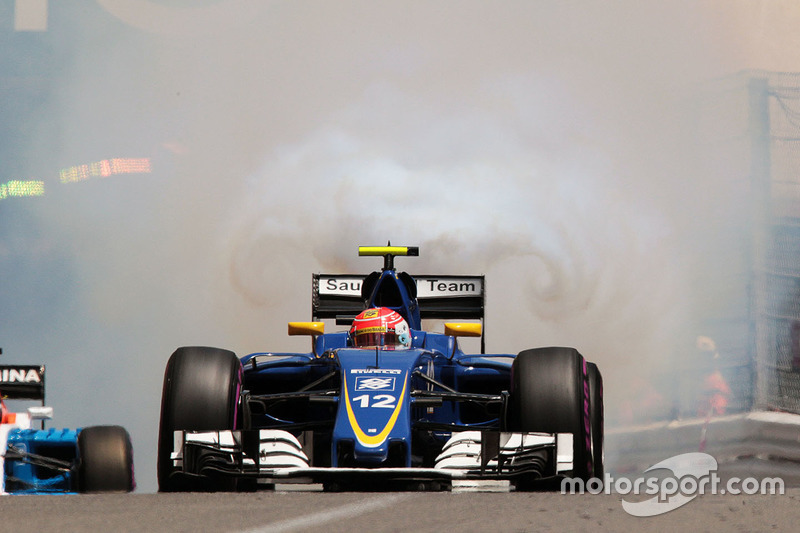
[1,360,134,494]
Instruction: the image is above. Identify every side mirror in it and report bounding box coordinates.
[444,323,482,337]
[288,322,325,336]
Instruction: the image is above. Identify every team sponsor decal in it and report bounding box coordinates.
[359,309,381,319]
[318,275,483,298]
[350,368,402,374]
[414,277,483,298]
[355,376,396,391]
[0,367,42,384]
[344,371,407,448]
[319,276,363,296]
[353,326,386,334]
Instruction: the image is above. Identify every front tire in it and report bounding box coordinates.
[507,347,593,484]
[77,425,135,493]
[588,362,604,481]
[157,346,242,492]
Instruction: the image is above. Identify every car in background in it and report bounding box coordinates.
[1,354,135,494]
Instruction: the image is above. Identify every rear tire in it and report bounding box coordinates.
[507,347,593,483]
[157,346,242,492]
[588,362,604,481]
[77,425,135,493]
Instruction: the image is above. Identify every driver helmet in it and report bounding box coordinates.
[349,307,411,349]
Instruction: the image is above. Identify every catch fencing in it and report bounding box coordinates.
[697,71,800,416]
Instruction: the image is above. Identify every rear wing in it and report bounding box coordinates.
[0,364,46,402]
[312,274,485,323]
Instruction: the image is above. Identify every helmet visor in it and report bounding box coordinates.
[352,331,403,349]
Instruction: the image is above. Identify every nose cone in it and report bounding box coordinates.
[332,349,416,466]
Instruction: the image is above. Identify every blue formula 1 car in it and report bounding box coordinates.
[157,246,604,491]
[1,357,135,494]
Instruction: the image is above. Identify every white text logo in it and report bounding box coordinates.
[561,453,784,517]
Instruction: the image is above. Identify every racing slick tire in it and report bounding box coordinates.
[507,347,594,487]
[157,346,243,492]
[77,425,135,493]
[587,361,604,481]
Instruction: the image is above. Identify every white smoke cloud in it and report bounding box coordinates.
[5,0,800,491]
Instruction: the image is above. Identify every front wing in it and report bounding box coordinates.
[1,427,79,494]
[165,429,574,490]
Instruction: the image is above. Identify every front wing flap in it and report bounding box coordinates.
[166,429,566,488]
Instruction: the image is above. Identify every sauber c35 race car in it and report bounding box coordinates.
[158,246,604,491]
[1,357,135,494]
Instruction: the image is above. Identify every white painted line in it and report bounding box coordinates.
[238,493,412,533]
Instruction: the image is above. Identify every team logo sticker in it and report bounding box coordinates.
[355,376,396,391]
[344,370,408,447]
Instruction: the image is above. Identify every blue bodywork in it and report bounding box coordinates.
[239,258,514,469]
[4,427,81,494]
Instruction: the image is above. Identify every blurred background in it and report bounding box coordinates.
[4,0,800,492]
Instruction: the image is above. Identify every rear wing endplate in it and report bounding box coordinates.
[312,274,485,322]
[0,364,46,402]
